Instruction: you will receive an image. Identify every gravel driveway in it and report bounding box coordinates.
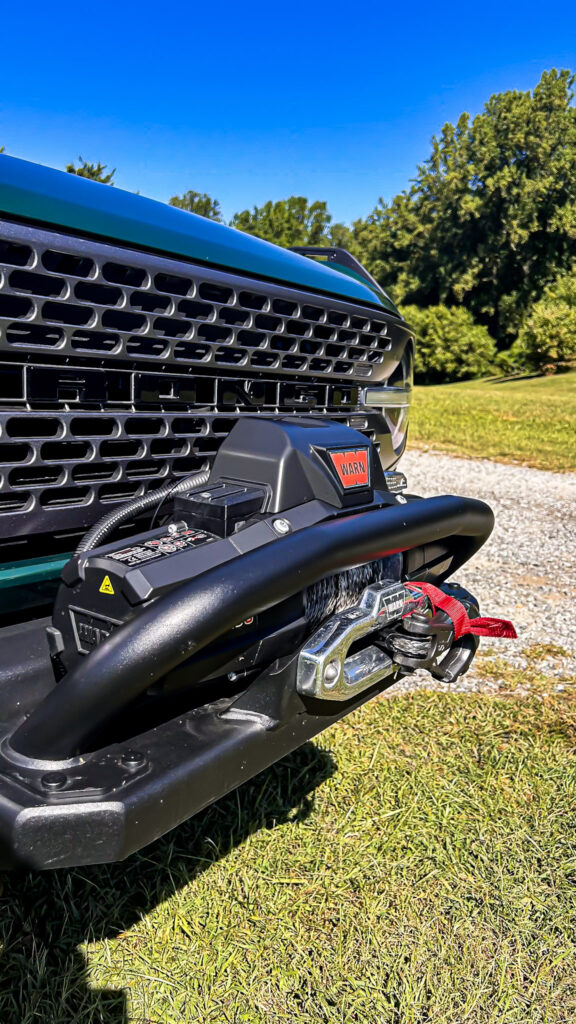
[395,449,576,691]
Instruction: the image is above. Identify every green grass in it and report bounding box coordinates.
[2,651,576,1023]
[409,372,576,471]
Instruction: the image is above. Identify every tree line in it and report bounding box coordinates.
[5,69,576,382]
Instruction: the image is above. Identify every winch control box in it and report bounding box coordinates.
[174,482,267,538]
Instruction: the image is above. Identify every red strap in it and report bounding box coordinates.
[407,582,517,640]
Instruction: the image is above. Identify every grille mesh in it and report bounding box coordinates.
[0,221,409,381]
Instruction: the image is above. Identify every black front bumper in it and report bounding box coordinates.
[0,640,400,870]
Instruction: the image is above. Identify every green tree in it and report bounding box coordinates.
[230,196,348,248]
[66,157,115,184]
[403,304,496,384]
[511,268,576,372]
[169,190,223,221]
[354,69,576,344]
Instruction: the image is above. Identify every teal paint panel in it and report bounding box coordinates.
[0,156,397,312]
[0,554,68,590]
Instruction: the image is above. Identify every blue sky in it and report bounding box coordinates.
[1,0,575,224]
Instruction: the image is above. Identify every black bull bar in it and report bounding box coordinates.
[0,493,492,869]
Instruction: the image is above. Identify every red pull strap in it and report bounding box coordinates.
[407,582,517,640]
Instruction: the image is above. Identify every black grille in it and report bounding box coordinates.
[0,220,410,381]
[0,219,412,557]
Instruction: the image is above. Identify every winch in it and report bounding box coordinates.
[48,417,514,702]
[0,416,515,869]
[49,417,407,688]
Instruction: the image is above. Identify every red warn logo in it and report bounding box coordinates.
[329,449,370,489]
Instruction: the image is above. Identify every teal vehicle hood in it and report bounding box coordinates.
[0,156,397,313]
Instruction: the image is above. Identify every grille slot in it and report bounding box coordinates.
[7,323,64,348]
[43,301,93,326]
[131,291,171,313]
[100,439,144,459]
[125,459,167,479]
[72,463,118,483]
[155,272,192,296]
[0,492,31,512]
[71,329,119,352]
[42,441,91,461]
[99,482,142,503]
[7,417,61,438]
[9,269,65,297]
[9,465,64,488]
[42,250,94,277]
[74,281,122,306]
[103,262,147,287]
[0,442,32,463]
[0,295,33,319]
[70,418,116,437]
[102,309,146,332]
[41,486,90,508]
[0,241,32,266]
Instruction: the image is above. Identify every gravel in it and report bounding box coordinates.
[392,448,576,693]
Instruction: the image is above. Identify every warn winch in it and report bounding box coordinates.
[0,416,515,869]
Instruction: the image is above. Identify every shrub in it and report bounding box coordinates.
[494,348,524,375]
[511,271,576,372]
[402,305,497,384]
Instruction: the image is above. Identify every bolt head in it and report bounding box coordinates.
[121,750,146,769]
[272,518,291,536]
[323,659,341,687]
[42,772,67,791]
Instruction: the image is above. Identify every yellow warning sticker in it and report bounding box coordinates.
[99,575,115,595]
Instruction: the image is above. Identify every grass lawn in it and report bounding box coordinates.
[409,372,576,472]
[1,650,575,1023]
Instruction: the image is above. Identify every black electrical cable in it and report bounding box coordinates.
[149,475,197,532]
[75,469,211,555]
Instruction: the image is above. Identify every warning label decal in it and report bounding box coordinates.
[99,575,115,595]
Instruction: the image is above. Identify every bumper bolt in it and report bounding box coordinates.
[121,751,146,769]
[41,772,67,791]
[272,518,291,536]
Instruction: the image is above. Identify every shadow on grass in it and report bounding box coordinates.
[0,741,335,1024]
